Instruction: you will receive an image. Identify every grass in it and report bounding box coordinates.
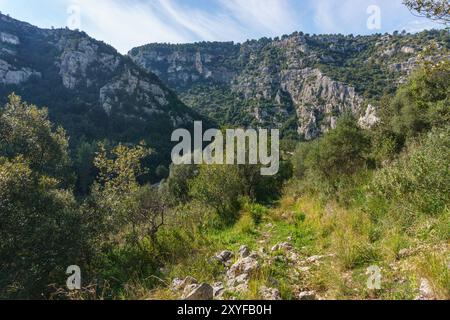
[111,185,449,301]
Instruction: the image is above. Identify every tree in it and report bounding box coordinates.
[189,165,243,221]
[132,185,168,243]
[0,94,73,185]
[310,116,370,179]
[161,163,198,205]
[0,95,84,298]
[403,0,450,24]
[386,59,450,138]
[155,164,169,179]
[91,143,151,238]
[74,140,99,195]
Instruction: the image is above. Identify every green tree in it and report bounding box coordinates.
[74,140,99,195]
[90,143,151,238]
[306,115,371,181]
[385,59,449,139]
[0,94,73,185]
[161,164,198,205]
[189,165,243,221]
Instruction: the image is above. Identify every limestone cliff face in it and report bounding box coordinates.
[129,30,448,139]
[129,42,239,88]
[130,37,367,139]
[0,13,199,152]
[0,29,41,85]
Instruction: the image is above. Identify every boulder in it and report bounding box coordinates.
[214,250,234,265]
[183,283,214,300]
[259,286,282,300]
[298,291,317,300]
[212,282,225,298]
[238,245,251,258]
[271,242,293,252]
[172,276,198,292]
[416,278,436,300]
[227,256,259,279]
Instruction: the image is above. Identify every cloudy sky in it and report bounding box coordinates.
[0,0,443,53]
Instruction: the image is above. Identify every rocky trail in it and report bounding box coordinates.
[167,217,445,301]
[170,222,336,301]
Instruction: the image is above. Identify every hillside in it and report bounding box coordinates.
[129,30,449,140]
[0,13,202,175]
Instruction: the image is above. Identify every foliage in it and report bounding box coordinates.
[292,115,371,194]
[0,157,85,298]
[189,165,243,222]
[0,94,73,185]
[386,58,450,138]
[369,128,450,218]
[403,0,450,23]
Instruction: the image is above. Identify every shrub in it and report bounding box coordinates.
[0,157,84,298]
[369,128,450,218]
[189,165,243,222]
[248,203,268,225]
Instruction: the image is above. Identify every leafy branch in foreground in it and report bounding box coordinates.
[403,0,450,24]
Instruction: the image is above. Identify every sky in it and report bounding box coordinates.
[0,0,444,53]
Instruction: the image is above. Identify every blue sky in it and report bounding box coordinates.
[0,0,444,53]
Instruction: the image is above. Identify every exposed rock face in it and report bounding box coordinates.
[0,59,41,85]
[1,32,20,45]
[359,104,380,129]
[129,42,238,88]
[129,38,364,139]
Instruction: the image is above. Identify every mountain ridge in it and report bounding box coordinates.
[129,29,449,139]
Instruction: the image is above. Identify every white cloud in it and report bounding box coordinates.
[72,0,190,53]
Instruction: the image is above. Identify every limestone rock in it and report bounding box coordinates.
[183,283,214,301]
[238,245,251,258]
[416,278,436,300]
[212,282,225,299]
[214,250,234,265]
[298,291,317,300]
[359,104,380,129]
[172,276,198,292]
[271,242,293,252]
[259,286,282,300]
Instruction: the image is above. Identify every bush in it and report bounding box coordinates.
[384,59,450,139]
[189,165,243,222]
[248,203,268,225]
[291,115,371,197]
[369,128,450,218]
[0,157,84,298]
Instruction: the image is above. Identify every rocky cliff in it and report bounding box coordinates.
[129,30,449,139]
